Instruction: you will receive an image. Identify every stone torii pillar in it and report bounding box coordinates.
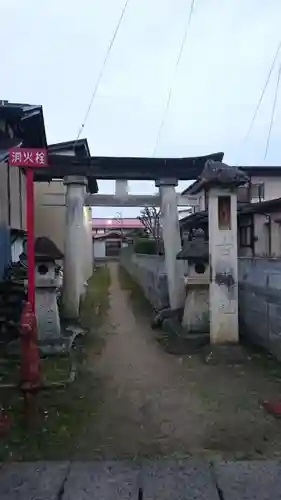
[62,175,88,320]
[201,160,249,344]
[83,206,93,282]
[156,178,185,310]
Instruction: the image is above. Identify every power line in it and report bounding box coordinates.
[264,62,281,160]
[75,0,131,143]
[240,39,281,150]
[153,0,196,156]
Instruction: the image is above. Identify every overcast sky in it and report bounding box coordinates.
[1,0,281,217]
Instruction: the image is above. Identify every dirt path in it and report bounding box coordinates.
[90,262,281,460]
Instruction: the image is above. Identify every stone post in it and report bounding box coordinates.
[83,206,93,282]
[62,176,87,320]
[209,187,239,343]
[115,180,128,198]
[199,160,248,345]
[156,179,185,310]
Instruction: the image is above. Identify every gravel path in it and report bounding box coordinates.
[90,262,281,460]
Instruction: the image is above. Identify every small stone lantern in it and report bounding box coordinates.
[33,237,63,344]
[177,228,210,333]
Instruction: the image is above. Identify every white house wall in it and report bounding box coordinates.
[34,181,66,253]
[251,176,281,201]
[253,212,281,258]
[94,240,106,259]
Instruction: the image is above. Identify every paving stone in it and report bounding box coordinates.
[0,461,69,500]
[214,461,281,500]
[142,459,220,499]
[63,461,139,500]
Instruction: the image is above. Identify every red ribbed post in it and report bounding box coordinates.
[26,167,35,312]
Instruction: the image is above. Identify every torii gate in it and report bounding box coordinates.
[34,151,224,319]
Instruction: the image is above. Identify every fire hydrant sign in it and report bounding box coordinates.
[9,148,48,167]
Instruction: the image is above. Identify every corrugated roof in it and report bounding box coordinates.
[92,218,144,229]
[94,231,127,240]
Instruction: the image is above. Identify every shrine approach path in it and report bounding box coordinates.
[88,262,281,460]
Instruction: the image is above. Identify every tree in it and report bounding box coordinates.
[138,206,162,252]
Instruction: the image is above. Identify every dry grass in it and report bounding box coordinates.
[0,265,110,461]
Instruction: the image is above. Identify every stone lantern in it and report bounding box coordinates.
[20,237,64,348]
[177,228,210,333]
[34,237,63,345]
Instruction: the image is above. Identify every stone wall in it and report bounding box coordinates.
[121,251,281,360]
[238,257,281,360]
[120,248,170,310]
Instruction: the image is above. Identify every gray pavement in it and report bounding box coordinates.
[1,460,281,499]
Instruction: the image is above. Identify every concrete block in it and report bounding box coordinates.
[268,271,281,290]
[268,303,281,337]
[0,461,69,500]
[213,461,281,500]
[63,461,139,500]
[142,459,220,499]
[182,287,209,332]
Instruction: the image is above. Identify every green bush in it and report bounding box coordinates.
[133,238,162,255]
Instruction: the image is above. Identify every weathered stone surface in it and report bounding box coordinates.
[213,461,281,500]
[63,461,139,500]
[120,250,170,310]
[200,160,249,189]
[0,461,69,500]
[142,459,220,499]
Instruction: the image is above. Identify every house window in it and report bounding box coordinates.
[237,185,250,203]
[218,196,231,230]
[250,183,264,202]
[239,225,252,247]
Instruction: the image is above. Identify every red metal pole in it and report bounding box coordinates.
[26,167,35,312]
[21,166,41,427]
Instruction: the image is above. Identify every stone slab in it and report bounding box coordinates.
[213,461,281,500]
[0,461,69,500]
[63,461,139,500]
[142,459,220,499]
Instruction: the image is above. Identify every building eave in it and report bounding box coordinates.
[0,102,47,148]
[48,138,91,157]
[180,197,281,230]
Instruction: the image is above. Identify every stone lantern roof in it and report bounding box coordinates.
[177,228,209,262]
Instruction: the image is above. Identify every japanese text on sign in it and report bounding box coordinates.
[9,148,48,167]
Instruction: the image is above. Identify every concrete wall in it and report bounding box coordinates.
[239,257,281,360]
[120,248,169,310]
